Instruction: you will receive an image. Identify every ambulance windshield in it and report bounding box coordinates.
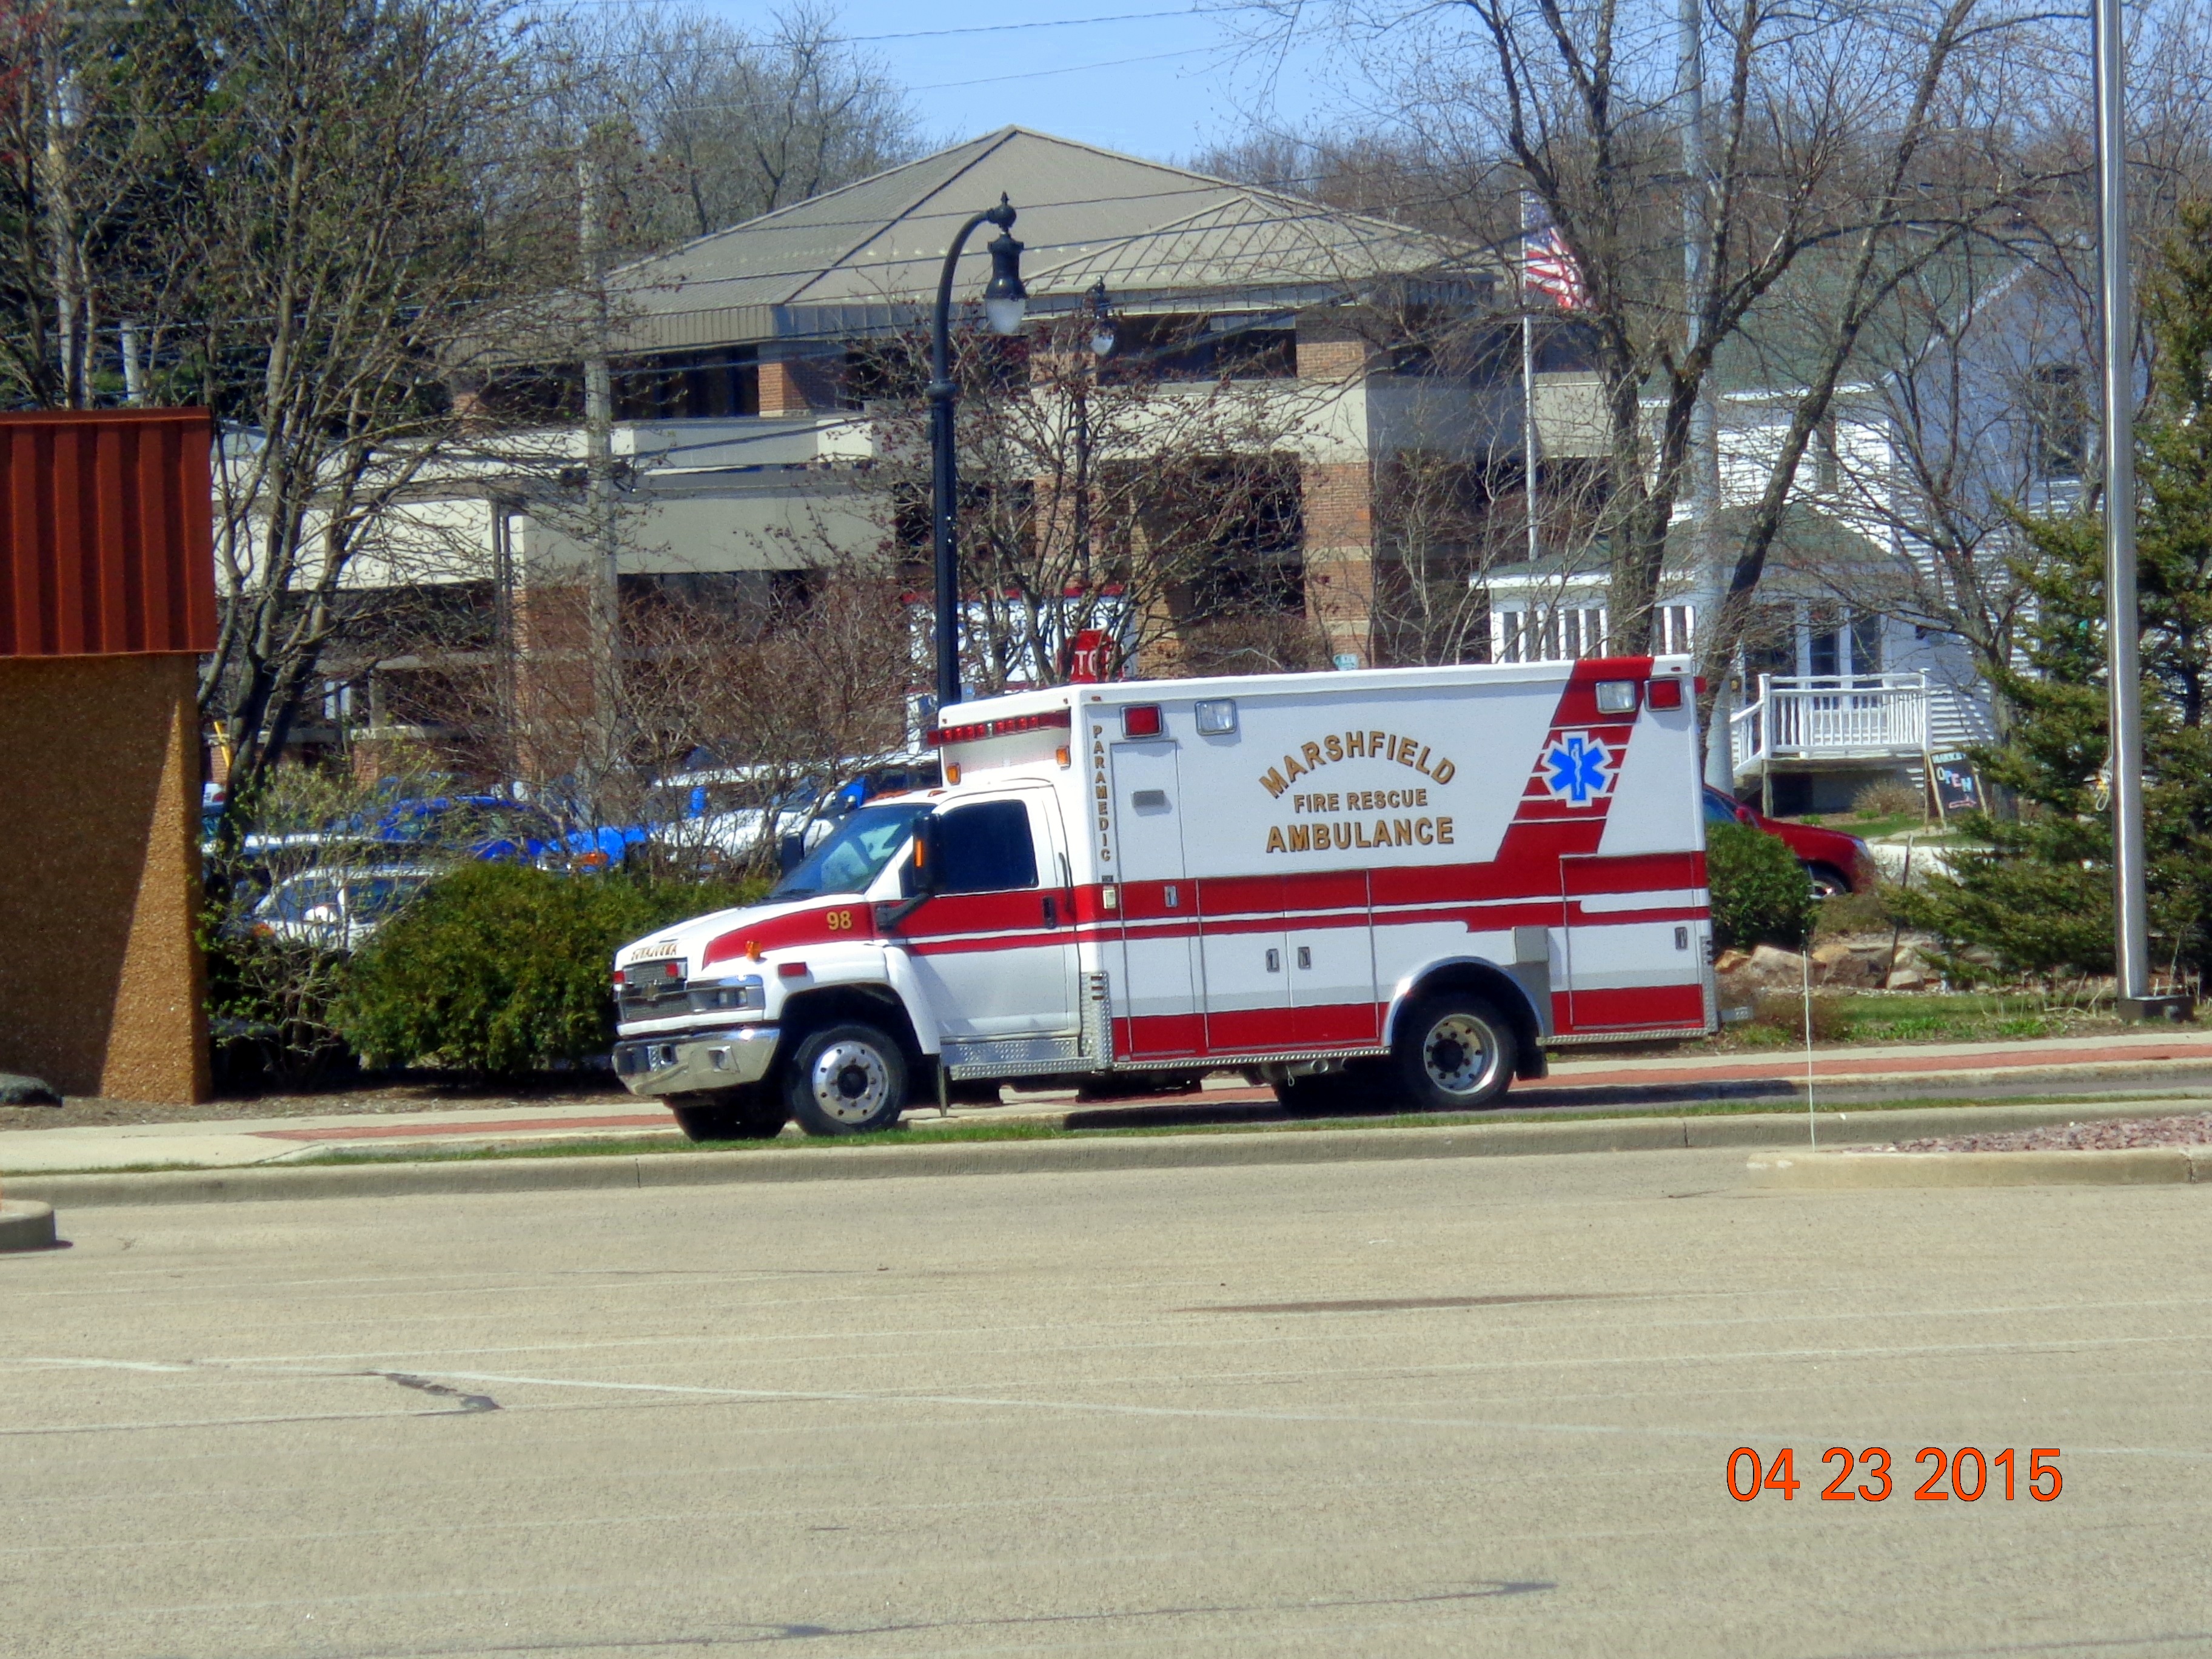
[768,800,934,901]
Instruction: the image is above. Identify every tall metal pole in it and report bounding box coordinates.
[2095,0,2165,1017]
[580,149,621,813]
[1681,0,1729,787]
[1522,313,1540,571]
[928,198,1019,713]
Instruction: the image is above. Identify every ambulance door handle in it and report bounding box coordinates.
[1296,946,1312,970]
[1042,894,1059,928]
[1265,948,1281,973]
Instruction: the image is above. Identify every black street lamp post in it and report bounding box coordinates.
[928,195,1027,714]
[1072,280,1116,592]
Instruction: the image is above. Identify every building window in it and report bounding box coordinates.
[1658,604,1695,654]
[612,347,760,420]
[1850,611,1882,676]
[1104,315,1295,383]
[2027,363,2086,481]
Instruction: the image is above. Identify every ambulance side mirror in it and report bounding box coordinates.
[874,821,938,933]
[902,819,939,898]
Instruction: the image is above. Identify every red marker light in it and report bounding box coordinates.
[779,962,808,979]
[1647,678,1684,710]
[1121,703,1164,739]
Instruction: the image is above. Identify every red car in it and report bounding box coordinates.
[1703,786,1869,896]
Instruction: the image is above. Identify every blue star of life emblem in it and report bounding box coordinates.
[1542,732,1617,806]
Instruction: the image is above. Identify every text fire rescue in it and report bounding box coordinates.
[1260,728,1458,855]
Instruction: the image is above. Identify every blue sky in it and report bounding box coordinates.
[779,1,1333,163]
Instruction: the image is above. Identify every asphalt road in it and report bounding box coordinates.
[3,1150,2210,1658]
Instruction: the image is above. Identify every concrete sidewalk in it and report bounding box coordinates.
[4,1025,2212,1177]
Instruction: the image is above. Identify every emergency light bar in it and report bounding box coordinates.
[925,708,1073,746]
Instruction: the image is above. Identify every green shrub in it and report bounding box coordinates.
[1708,822,1814,950]
[337,865,763,1076]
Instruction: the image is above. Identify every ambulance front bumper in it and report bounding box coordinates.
[614,1025,780,1096]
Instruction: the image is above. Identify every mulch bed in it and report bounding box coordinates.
[0,1071,631,1133]
[1885,1113,2212,1153]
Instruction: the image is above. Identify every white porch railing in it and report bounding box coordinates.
[1730,672,1929,775]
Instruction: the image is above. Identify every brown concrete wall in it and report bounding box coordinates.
[0,653,210,1102]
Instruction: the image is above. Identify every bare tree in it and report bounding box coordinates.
[1250,0,2053,746]
[0,0,212,406]
[541,1,921,261]
[180,0,580,808]
[834,308,1341,694]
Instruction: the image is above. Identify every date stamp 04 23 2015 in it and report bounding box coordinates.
[1726,1447,2062,1504]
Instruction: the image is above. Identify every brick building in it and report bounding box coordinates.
[331,129,1555,770]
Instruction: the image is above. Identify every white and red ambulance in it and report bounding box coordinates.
[611,655,1715,1139]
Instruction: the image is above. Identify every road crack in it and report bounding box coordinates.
[370,1372,500,1413]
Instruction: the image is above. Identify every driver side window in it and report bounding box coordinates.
[931,800,1039,895]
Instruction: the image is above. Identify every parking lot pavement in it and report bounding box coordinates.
[4,1150,2210,1657]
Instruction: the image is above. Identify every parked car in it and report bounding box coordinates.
[644,755,941,869]
[643,768,822,866]
[1703,785,1870,896]
[246,865,438,952]
[351,795,568,862]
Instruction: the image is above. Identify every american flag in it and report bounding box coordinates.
[1522,197,1586,310]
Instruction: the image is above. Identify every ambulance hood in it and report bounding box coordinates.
[612,896,825,974]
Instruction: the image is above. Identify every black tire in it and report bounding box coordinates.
[1804,862,1854,898]
[1390,993,1517,1112]
[781,1021,909,1136]
[668,1087,789,1142]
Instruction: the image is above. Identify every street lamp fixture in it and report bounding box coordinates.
[930,195,1026,712]
[983,224,1029,337]
[1086,278,1117,358]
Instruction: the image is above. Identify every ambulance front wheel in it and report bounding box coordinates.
[782,1022,909,1136]
[1392,993,1517,1111]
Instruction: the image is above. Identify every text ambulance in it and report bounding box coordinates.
[611,656,1715,1139]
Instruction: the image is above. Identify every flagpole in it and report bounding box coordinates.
[1521,195,1541,574]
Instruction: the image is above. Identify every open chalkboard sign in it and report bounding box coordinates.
[1929,753,1983,822]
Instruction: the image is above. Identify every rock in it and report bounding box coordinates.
[1748,945,1806,982]
[1714,948,1751,976]
[0,1073,62,1106]
[1886,967,1928,991]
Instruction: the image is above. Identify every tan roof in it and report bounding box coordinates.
[604,127,1497,354]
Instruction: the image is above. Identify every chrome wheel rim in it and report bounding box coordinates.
[808,1040,892,1124]
[1421,1013,1496,1097]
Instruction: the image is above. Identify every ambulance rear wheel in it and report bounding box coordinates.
[668,1087,789,1142]
[782,1022,908,1136]
[1392,993,1516,1111]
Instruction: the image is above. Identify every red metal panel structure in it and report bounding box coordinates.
[0,408,217,659]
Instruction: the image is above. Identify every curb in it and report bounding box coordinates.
[1746,1146,2212,1189]
[2,1097,2198,1210]
[0,1199,58,1250]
